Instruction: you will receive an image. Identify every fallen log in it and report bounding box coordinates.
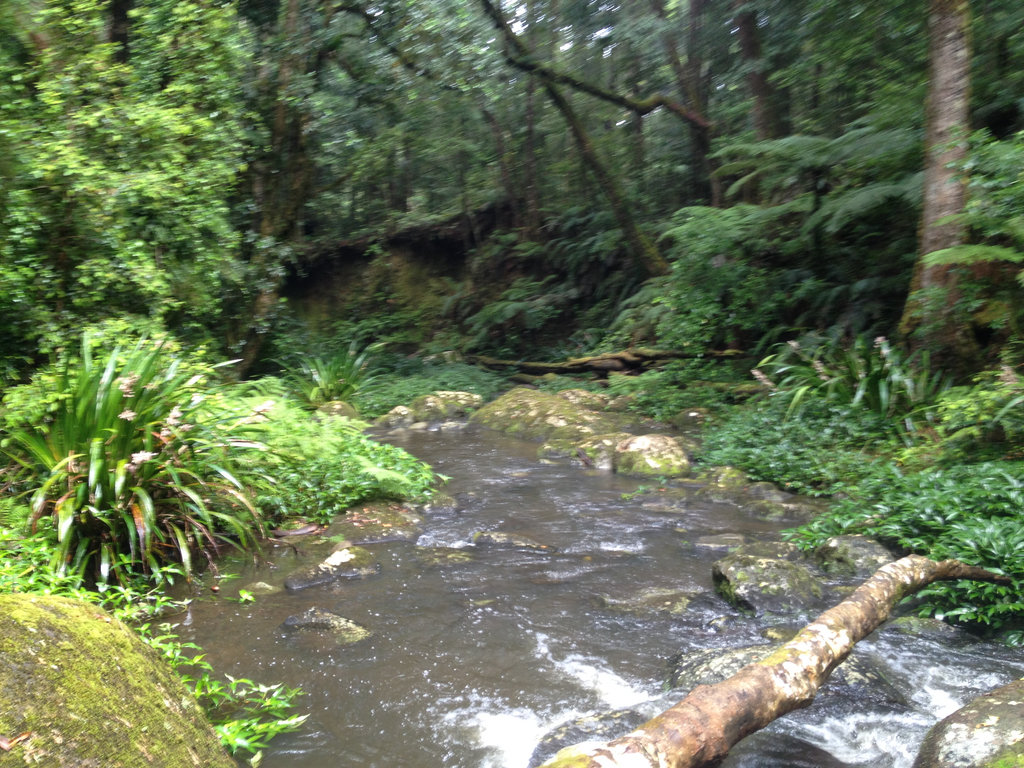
[539,555,1010,768]
[467,348,742,377]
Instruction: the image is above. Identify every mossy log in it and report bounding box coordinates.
[467,348,736,377]
[539,555,1010,768]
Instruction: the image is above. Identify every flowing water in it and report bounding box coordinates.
[176,425,1024,767]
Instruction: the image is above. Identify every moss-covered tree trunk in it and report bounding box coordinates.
[539,555,1008,768]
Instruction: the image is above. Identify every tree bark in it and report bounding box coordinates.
[899,0,976,368]
[539,555,1009,768]
[732,0,781,142]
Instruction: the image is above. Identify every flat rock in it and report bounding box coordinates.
[472,530,558,553]
[470,387,633,441]
[283,545,379,592]
[325,501,422,545]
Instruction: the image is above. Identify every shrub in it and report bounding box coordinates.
[788,461,1024,636]
[699,397,895,496]
[1,334,258,585]
[214,390,438,526]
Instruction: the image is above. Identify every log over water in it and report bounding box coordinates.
[539,555,1010,768]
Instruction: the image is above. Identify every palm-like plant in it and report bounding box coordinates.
[279,342,379,408]
[1,335,259,586]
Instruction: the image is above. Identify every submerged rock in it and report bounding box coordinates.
[694,533,750,551]
[283,544,379,591]
[596,587,699,616]
[472,530,558,553]
[913,678,1024,768]
[712,541,825,614]
[415,546,476,567]
[528,709,647,768]
[281,607,372,645]
[0,594,234,768]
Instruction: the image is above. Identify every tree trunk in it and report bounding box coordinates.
[539,555,1009,768]
[733,1,780,142]
[899,0,976,368]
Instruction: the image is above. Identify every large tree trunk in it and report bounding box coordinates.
[899,0,976,368]
[539,555,1009,768]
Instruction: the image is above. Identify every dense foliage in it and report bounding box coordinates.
[2,0,1024,750]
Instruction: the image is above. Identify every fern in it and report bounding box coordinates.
[803,172,923,235]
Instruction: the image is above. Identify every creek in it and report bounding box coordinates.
[177,424,1024,768]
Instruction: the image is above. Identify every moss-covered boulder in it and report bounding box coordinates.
[0,594,234,768]
[814,535,896,578]
[712,541,825,614]
[614,434,690,477]
[913,679,1024,768]
[317,400,361,419]
[283,544,379,592]
[564,433,634,470]
[376,390,484,428]
[470,387,632,441]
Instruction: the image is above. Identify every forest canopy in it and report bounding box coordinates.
[0,0,1021,373]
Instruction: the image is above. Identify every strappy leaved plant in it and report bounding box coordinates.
[1,335,259,585]
[753,334,952,437]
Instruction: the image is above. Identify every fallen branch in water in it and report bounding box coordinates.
[539,555,1010,768]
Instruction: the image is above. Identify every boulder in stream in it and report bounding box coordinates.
[283,544,379,591]
[814,534,896,578]
[913,678,1024,768]
[281,607,372,645]
[470,387,633,441]
[375,390,483,428]
[614,434,691,478]
[0,593,234,768]
[712,541,826,614]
